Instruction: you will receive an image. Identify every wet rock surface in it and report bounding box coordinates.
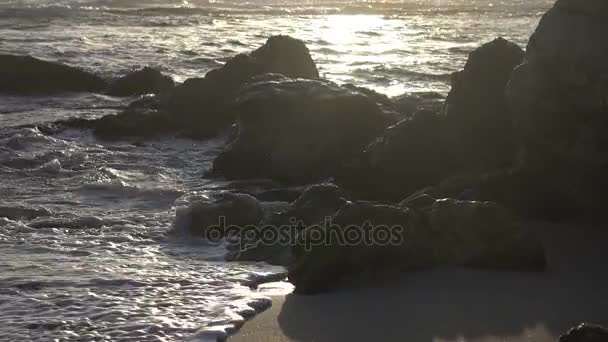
[106,66,174,97]
[212,76,396,183]
[0,54,107,95]
[497,0,608,220]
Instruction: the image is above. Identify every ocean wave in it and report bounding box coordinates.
[355,66,451,82]
[0,0,554,19]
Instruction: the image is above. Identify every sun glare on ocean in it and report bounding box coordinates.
[323,15,386,46]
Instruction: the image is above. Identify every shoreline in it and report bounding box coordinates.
[229,221,608,342]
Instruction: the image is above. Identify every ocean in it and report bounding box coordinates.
[0,0,553,341]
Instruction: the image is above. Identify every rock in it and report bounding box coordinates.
[166,35,319,137]
[212,76,396,183]
[427,199,546,271]
[0,206,51,220]
[288,202,416,294]
[288,199,545,294]
[501,0,608,220]
[445,37,525,169]
[0,54,107,95]
[559,323,608,342]
[174,191,264,238]
[253,188,303,203]
[106,67,174,96]
[59,99,177,140]
[228,184,347,266]
[337,38,524,202]
[285,184,348,225]
[337,110,456,201]
[392,91,445,117]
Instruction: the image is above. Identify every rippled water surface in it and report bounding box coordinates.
[0,0,553,341]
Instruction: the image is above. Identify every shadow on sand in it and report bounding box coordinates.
[276,222,608,341]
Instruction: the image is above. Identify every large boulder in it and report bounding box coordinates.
[166,35,319,137]
[0,54,107,95]
[559,323,608,342]
[212,76,397,183]
[58,96,178,140]
[288,199,546,294]
[284,184,347,225]
[337,110,456,201]
[106,67,174,97]
[445,37,525,169]
[337,38,523,202]
[288,202,418,294]
[500,0,608,220]
[173,191,264,238]
[426,198,546,271]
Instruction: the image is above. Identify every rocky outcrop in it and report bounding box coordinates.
[0,54,107,95]
[55,36,321,140]
[58,96,178,140]
[337,38,523,202]
[559,323,608,342]
[497,0,608,220]
[285,184,348,225]
[445,37,524,169]
[212,76,397,183]
[289,198,546,294]
[337,110,455,201]
[173,191,264,238]
[106,67,174,96]
[166,35,319,136]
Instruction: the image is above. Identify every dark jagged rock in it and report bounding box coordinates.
[212,76,397,183]
[337,110,456,201]
[106,67,174,97]
[166,35,319,137]
[288,199,546,294]
[444,37,524,169]
[0,205,51,220]
[426,199,546,272]
[0,54,107,95]
[392,91,444,117]
[495,0,608,221]
[285,184,347,225]
[228,184,347,266]
[174,191,263,238]
[289,202,417,294]
[559,323,608,342]
[59,96,178,140]
[337,38,523,202]
[253,188,303,203]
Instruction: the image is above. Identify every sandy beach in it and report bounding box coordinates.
[230,222,608,342]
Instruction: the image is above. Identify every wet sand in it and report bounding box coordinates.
[230,221,608,342]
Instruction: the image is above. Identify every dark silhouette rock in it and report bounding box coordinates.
[497,0,608,221]
[445,37,524,169]
[285,184,348,226]
[166,35,319,137]
[289,202,416,294]
[288,199,546,294]
[174,191,264,238]
[337,38,523,202]
[0,54,107,95]
[59,96,178,140]
[106,66,174,96]
[0,205,51,220]
[559,323,608,342]
[392,91,444,117]
[212,76,397,183]
[337,110,456,201]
